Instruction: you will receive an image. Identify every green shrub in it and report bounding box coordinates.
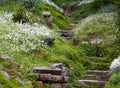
[12,7,29,23]
[69,0,114,20]
[105,72,120,88]
[80,43,106,57]
[31,4,70,30]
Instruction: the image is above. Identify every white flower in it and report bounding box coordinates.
[110,56,120,73]
[0,12,56,55]
[43,0,63,13]
[78,0,94,6]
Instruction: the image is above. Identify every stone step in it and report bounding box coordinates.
[87,70,110,75]
[56,30,71,33]
[78,80,106,87]
[82,74,110,81]
[81,75,97,80]
[89,61,110,65]
[88,57,112,63]
[30,73,69,83]
[31,66,62,75]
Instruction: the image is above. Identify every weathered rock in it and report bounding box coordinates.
[1,55,12,62]
[29,73,69,83]
[51,63,68,76]
[15,76,25,86]
[73,39,79,46]
[37,81,43,88]
[27,81,33,88]
[73,21,79,24]
[87,70,110,75]
[1,55,18,67]
[42,12,51,17]
[0,83,3,88]
[51,83,67,88]
[90,37,103,44]
[45,19,53,29]
[41,38,55,46]
[31,66,61,75]
[49,16,54,22]
[78,80,106,87]
[1,71,10,80]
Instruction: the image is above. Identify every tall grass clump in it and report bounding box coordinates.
[73,12,119,58]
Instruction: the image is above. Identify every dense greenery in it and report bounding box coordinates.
[69,0,115,20]
[0,0,120,88]
[31,4,70,30]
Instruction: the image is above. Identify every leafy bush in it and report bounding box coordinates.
[12,7,29,23]
[80,43,106,57]
[105,72,120,88]
[69,0,114,20]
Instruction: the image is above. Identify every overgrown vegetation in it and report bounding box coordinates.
[69,0,115,20]
[0,0,120,88]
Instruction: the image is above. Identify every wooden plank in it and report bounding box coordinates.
[31,66,62,75]
[29,73,69,83]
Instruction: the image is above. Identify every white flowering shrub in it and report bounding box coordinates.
[78,0,94,6]
[43,0,63,13]
[29,0,63,13]
[73,13,116,41]
[110,56,120,73]
[0,12,54,55]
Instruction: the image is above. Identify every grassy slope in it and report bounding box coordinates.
[71,1,120,87]
[31,4,70,30]
[0,10,86,87]
[51,0,79,7]
[69,0,115,20]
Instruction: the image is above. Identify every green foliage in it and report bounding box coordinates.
[98,4,116,13]
[89,57,112,63]
[80,43,106,57]
[51,0,79,6]
[31,4,70,30]
[12,7,29,23]
[0,71,30,88]
[105,72,120,88]
[114,0,120,45]
[69,0,114,20]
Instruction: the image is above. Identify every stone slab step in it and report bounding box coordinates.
[87,70,110,75]
[90,61,110,65]
[30,73,69,83]
[31,66,62,75]
[78,80,106,86]
[82,74,110,81]
[81,75,97,80]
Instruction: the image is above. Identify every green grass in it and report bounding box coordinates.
[73,13,119,58]
[31,4,70,30]
[51,0,79,7]
[69,0,115,20]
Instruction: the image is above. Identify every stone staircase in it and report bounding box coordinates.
[78,70,110,88]
[78,57,111,88]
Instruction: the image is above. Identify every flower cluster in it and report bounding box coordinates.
[0,12,54,55]
[43,0,63,13]
[110,56,120,73]
[78,0,94,6]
